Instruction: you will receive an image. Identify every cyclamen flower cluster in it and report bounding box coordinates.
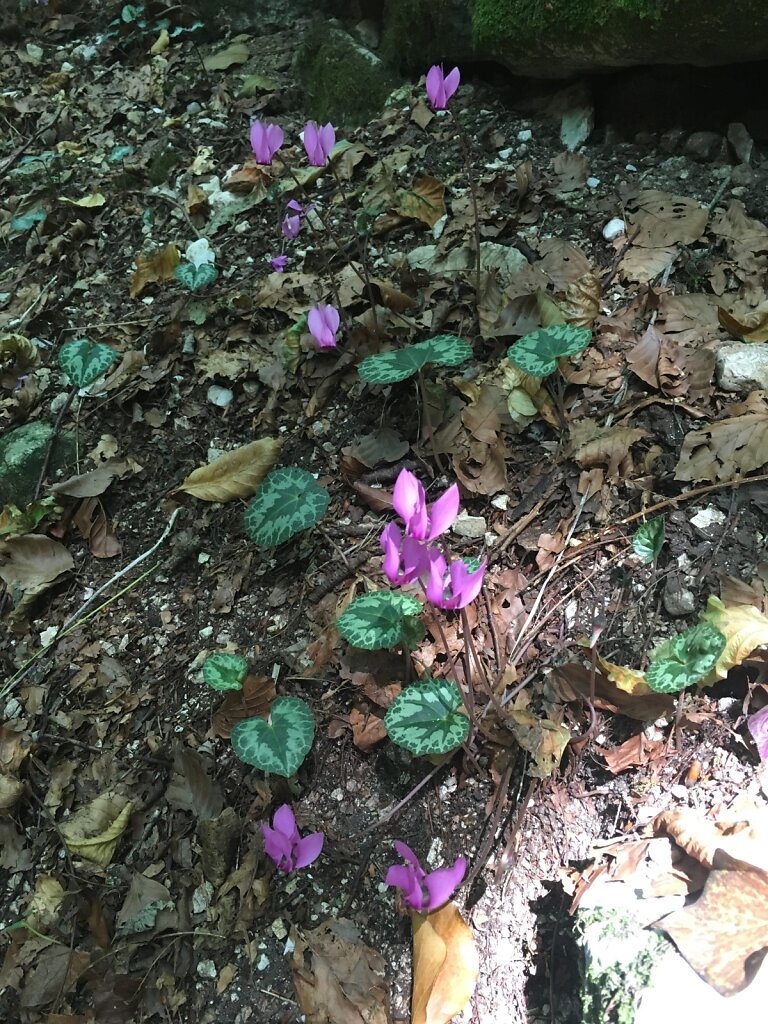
[380,469,485,610]
[263,806,465,913]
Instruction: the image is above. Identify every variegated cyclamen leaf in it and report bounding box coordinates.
[230,696,314,776]
[202,652,247,691]
[646,622,726,693]
[632,517,666,564]
[58,338,118,388]
[358,334,471,385]
[244,467,329,548]
[337,591,423,650]
[175,262,218,291]
[385,678,468,755]
[506,324,591,377]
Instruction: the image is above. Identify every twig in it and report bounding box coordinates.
[0,109,61,178]
[33,384,78,501]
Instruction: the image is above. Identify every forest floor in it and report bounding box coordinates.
[1,3,768,1023]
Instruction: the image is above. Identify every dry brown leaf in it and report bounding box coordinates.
[0,773,25,810]
[412,902,478,1024]
[212,674,276,739]
[656,849,768,996]
[0,535,74,611]
[625,189,708,247]
[552,661,675,721]
[73,497,121,559]
[291,918,391,1024]
[348,708,387,751]
[165,747,224,820]
[597,733,666,773]
[59,792,134,868]
[172,438,282,501]
[570,418,647,478]
[654,803,768,872]
[130,244,180,298]
[395,175,446,228]
[675,407,768,482]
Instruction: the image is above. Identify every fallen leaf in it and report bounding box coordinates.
[171,438,282,501]
[59,792,135,868]
[59,192,106,208]
[203,41,250,71]
[0,535,74,612]
[291,918,391,1024]
[130,244,180,298]
[675,405,768,482]
[0,773,25,810]
[698,595,768,682]
[348,708,387,751]
[115,873,177,938]
[165,747,224,820]
[395,176,446,228]
[19,946,90,1009]
[73,497,121,558]
[412,902,478,1024]
[212,674,276,739]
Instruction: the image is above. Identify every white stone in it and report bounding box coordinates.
[602,217,626,241]
[715,343,768,392]
[452,511,487,538]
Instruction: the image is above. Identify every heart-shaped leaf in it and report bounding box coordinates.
[337,591,423,650]
[358,335,472,385]
[632,516,665,564]
[230,696,315,776]
[506,324,591,377]
[385,678,468,755]
[58,338,118,388]
[244,467,329,548]
[175,262,218,291]
[646,622,726,693]
[202,652,247,691]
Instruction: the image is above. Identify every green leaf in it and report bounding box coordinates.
[175,263,218,292]
[58,338,118,388]
[202,652,247,691]
[384,678,469,755]
[230,696,315,776]
[337,591,423,649]
[11,208,46,233]
[646,623,727,693]
[358,334,472,385]
[244,467,329,548]
[506,324,591,377]
[632,517,666,564]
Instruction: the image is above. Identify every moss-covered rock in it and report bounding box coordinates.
[472,0,768,76]
[0,421,77,510]
[296,25,401,129]
[380,0,475,76]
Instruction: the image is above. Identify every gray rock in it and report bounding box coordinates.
[684,131,724,162]
[560,103,594,151]
[663,577,696,617]
[352,18,380,50]
[0,421,76,509]
[659,129,686,154]
[727,121,755,164]
[732,162,756,187]
[715,343,768,392]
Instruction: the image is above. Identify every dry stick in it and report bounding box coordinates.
[33,384,78,501]
[0,108,61,178]
[2,508,183,699]
[328,161,380,336]
[460,605,507,721]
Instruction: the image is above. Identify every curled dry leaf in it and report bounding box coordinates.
[172,438,282,501]
[0,535,74,611]
[212,674,276,739]
[412,902,478,1024]
[58,792,135,869]
[130,243,179,298]
[675,405,768,482]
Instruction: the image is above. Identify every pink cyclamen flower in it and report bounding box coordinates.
[392,468,459,542]
[303,121,335,166]
[380,522,431,586]
[747,706,768,762]
[282,213,301,240]
[426,549,486,610]
[385,840,466,912]
[270,255,288,272]
[250,120,284,164]
[425,65,460,110]
[308,303,340,348]
[262,804,324,873]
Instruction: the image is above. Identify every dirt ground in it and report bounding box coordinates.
[1,3,767,1023]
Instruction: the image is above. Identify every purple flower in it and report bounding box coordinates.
[308,303,340,348]
[303,121,335,166]
[282,214,301,240]
[425,550,486,610]
[380,522,431,586]
[748,706,768,762]
[385,840,466,912]
[270,255,288,272]
[392,469,459,542]
[262,804,324,873]
[250,120,284,165]
[425,65,460,111]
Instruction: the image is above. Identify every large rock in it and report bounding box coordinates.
[377,0,768,79]
[0,421,76,509]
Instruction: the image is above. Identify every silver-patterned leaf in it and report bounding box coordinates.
[384,677,468,755]
[244,467,329,548]
[202,652,247,691]
[58,338,118,388]
[230,697,315,776]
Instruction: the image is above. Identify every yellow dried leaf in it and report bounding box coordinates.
[150,27,170,55]
[59,793,135,868]
[203,41,250,71]
[599,657,653,695]
[171,438,282,502]
[412,902,478,1024]
[395,175,446,228]
[60,192,106,208]
[699,595,768,683]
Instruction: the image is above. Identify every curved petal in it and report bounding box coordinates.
[427,483,459,539]
[401,535,429,584]
[443,66,460,102]
[265,123,284,157]
[319,122,336,160]
[425,549,448,608]
[303,121,319,164]
[262,824,294,871]
[393,840,422,871]
[380,522,403,584]
[272,804,298,841]
[324,304,340,334]
[385,864,425,910]
[424,856,467,910]
[294,831,324,869]
[449,559,486,609]
[250,120,266,162]
[307,305,323,345]
[425,65,442,109]
[392,469,421,525]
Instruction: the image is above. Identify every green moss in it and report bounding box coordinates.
[297,26,400,129]
[472,0,674,47]
[381,0,474,75]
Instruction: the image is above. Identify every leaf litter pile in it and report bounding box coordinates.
[2,4,768,1023]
